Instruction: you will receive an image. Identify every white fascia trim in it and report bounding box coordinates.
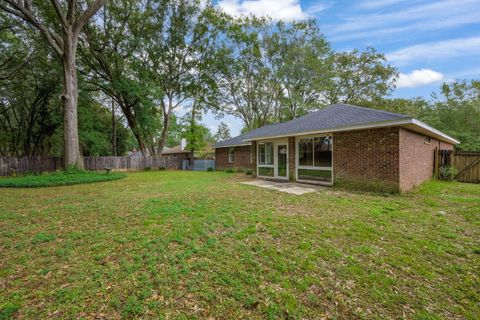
[212,143,251,149]
[243,118,460,145]
[410,118,460,144]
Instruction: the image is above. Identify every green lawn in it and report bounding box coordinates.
[0,171,479,319]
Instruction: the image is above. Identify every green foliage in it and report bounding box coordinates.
[183,121,210,152]
[0,23,63,156]
[77,93,131,156]
[225,169,235,173]
[361,80,480,150]
[216,17,285,129]
[323,47,398,105]
[122,296,144,317]
[433,80,480,151]
[81,0,162,155]
[32,233,56,244]
[0,170,125,188]
[0,302,20,320]
[214,122,231,142]
[207,167,214,172]
[265,19,333,120]
[165,115,184,147]
[245,169,253,175]
[439,166,458,181]
[144,0,225,151]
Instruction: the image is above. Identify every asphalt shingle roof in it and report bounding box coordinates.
[213,134,250,148]
[214,104,411,147]
[242,104,410,140]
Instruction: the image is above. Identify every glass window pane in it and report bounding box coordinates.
[314,136,332,167]
[265,142,274,165]
[258,166,274,177]
[298,169,332,183]
[259,143,266,164]
[299,138,313,166]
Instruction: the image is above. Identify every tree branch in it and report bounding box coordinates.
[1,1,64,57]
[73,0,105,36]
[67,0,76,23]
[50,0,68,28]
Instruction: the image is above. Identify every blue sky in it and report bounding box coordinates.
[194,0,480,136]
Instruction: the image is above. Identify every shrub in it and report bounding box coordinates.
[207,167,214,172]
[439,165,458,181]
[0,170,126,188]
[225,169,234,173]
[144,166,151,171]
[245,169,253,175]
[158,167,166,171]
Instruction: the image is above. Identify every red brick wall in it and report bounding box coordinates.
[215,146,253,170]
[399,128,454,191]
[333,127,400,192]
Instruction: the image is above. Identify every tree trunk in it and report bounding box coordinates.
[62,33,83,169]
[189,97,197,161]
[111,98,117,156]
[157,111,171,155]
[157,98,173,155]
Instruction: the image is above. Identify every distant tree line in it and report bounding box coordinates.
[1,0,478,162]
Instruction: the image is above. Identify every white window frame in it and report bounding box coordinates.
[295,134,333,186]
[228,147,234,163]
[257,140,288,180]
[274,142,289,180]
[257,141,274,178]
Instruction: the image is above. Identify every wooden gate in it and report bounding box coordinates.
[453,152,480,183]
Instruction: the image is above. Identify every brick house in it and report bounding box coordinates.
[213,104,458,192]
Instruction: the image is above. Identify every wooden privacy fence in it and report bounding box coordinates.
[0,156,63,176]
[437,150,480,183]
[453,152,480,183]
[0,155,182,176]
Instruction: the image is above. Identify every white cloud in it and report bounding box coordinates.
[396,69,444,88]
[387,37,480,65]
[306,2,332,15]
[326,0,480,42]
[357,0,411,10]
[218,0,308,21]
[449,66,480,79]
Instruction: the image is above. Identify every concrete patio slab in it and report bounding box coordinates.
[241,179,325,195]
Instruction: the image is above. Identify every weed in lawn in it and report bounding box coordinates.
[31,232,56,244]
[0,303,20,320]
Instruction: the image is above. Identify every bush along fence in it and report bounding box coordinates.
[436,150,480,183]
[0,155,183,176]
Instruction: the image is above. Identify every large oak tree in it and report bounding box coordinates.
[1,0,105,168]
